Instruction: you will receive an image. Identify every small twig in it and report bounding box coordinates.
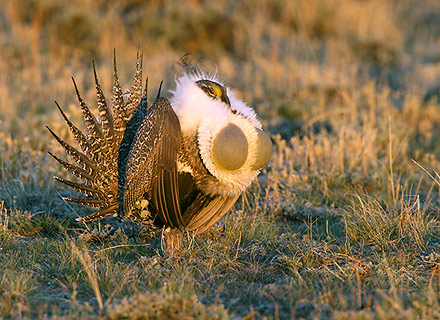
[322,263,345,282]
[97,244,149,252]
[412,159,440,186]
[235,231,242,260]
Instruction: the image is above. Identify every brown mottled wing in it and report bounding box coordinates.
[182,192,239,233]
[118,97,183,228]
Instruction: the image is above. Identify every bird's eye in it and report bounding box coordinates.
[211,86,222,98]
[196,80,223,100]
[196,79,233,110]
[207,88,216,97]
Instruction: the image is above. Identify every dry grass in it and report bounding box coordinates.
[1,0,440,318]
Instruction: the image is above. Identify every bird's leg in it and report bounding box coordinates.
[162,227,182,257]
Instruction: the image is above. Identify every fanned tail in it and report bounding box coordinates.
[48,52,145,222]
[113,50,143,145]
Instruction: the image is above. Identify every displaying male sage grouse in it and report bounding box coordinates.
[47,53,272,255]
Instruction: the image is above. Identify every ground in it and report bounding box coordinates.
[1,0,440,319]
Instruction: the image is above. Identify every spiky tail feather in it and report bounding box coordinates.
[48,52,146,222]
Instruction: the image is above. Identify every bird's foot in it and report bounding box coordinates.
[161,227,182,258]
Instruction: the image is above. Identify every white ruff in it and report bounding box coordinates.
[227,90,261,129]
[170,72,263,196]
[198,114,261,196]
[170,73,229,134]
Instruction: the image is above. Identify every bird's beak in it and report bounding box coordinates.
[224,95,232,109]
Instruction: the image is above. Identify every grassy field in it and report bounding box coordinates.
[2,0,440,318]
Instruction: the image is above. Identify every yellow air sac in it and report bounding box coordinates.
[251,128,272,170]
[212,124,248,171]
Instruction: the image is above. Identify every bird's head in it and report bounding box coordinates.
[171,73,272,196]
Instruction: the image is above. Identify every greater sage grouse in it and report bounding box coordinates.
[48,53,272,254]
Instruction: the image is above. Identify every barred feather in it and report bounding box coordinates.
[47,128,97,174]
[93,61,114,141]
[77,205,118,222]
[112,52,128,144]
[72,77,105,141]
[49,54,146,222]
[54,102,94,158]
[48,151,94,181]
[63,197,106,208]
[54,177,104,198]
[124,51,143,121]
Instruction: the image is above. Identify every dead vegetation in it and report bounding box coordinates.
[1,0,440,318]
